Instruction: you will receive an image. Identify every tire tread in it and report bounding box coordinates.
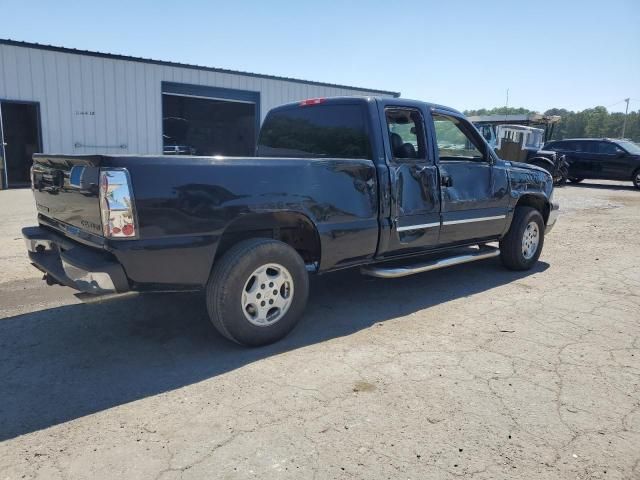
[207,238,279,344]
[500,206,544,270]
[206,238,308,346]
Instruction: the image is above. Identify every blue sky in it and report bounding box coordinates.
[1,0,638,113]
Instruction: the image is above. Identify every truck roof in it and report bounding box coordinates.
[268,96,463,116]
[550,138,624,142]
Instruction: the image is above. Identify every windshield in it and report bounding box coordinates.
[617,140,640,155]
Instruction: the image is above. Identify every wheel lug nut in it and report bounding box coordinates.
[257,293,261,299]
[269,299,274,305]
[261,284,265,289]
[261,301,266,306]
[269,282,274,287]
[273,290,278,295]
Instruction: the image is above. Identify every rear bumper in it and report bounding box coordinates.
[546,200,560,234]
[22,226,129,294]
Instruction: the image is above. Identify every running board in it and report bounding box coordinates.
[360,246,500,279]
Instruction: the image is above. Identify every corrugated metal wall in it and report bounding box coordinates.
[0,43,392,155]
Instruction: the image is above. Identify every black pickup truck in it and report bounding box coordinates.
[24,97,559,346]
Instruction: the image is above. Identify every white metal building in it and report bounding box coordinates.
[0,39,398,188]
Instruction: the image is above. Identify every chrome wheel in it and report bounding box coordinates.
[522,221,540,260]
[241,263,294,327]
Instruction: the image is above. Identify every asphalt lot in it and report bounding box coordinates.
[1,183,639,480]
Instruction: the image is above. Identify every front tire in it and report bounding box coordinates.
[206,238,309,346]
[632,169,640,189]
[499,207,545,270]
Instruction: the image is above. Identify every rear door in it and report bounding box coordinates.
[429,110,510,244]
[573,141,601,178]
[381,104,441,255]
[558,140,589,178]
[549,140,583,178]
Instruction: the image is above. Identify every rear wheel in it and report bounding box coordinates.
[499,207,545,270]
[206,238,309,346]
[632,169,640,189]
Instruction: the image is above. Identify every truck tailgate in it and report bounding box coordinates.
[31,154,104,237]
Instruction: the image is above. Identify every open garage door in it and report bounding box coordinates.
[161,83,259,157]
[0,101,42,189]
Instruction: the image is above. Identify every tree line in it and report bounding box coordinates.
[463,106,640,142]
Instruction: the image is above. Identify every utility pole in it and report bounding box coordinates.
[621,98,630,138]
[504,88,509,120]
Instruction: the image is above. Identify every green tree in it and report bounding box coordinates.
[464,106,640,142]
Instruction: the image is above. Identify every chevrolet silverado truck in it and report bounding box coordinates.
[23,97,559,346]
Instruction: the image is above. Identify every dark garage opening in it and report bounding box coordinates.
[0,101,42,188]
[162,94,256,156]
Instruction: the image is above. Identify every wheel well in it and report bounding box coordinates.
[515,194,550,224]
[214,212,321,265]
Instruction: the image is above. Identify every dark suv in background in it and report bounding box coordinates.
[544,138,640,189]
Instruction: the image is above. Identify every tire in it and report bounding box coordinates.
[632,169,640,189]
[206,238,309,346]
[568,177,584,183]
[499,207,545,271]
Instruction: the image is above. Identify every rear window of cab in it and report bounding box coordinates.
[257,103,372,159]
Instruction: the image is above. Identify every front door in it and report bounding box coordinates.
[383,105,441,255]
[595,141,632,179]
[0,101,42,188]
[430,110,510,244]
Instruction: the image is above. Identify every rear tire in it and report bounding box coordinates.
[499,207,545,271]
[206,238,309,346]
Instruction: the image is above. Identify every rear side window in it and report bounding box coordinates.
[551,141,576,152]
[385,108,427,160]
[576,141,597,153]
[257,104,372,159]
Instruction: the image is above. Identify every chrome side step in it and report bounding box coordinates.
[360,246,500,279]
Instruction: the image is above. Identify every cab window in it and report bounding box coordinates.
[257,103,372,159]
[432,113,485,161]
[385,108,427,160]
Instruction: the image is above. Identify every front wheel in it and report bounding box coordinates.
[499,207,545,270]
[206,238,309,346]
[632,169,640,189]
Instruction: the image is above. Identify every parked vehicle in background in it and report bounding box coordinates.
[23,97,558,346]
[162,117,197,155]
[544,138,640,189]
[473,120,568,185]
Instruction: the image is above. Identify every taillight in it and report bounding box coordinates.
[99,168,138,239]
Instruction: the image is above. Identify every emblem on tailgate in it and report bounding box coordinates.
[80,220,102,233]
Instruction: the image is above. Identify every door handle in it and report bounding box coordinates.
[440,175,453,187]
